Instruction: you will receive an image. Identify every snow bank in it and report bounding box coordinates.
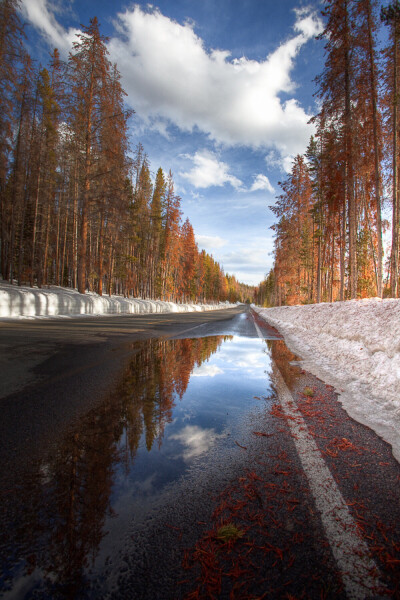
[254,299,400,463]
[0,282,236,319]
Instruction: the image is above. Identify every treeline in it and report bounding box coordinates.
[254,271,275,307]
[0,2,250,304]
[268,0,400,306]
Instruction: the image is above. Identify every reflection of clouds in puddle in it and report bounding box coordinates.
[170,425,223,462]
[39,462,52,485]
[129,473,158,495]
[192,364,223,377]
[213,338,271,379]
[236,352,265,368]
[182,410,193,422]
[4,567,44,600]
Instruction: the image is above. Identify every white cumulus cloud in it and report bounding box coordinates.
[20,2,323,166]
[180,150,243,190]
[250,174,275,193]
[20,0,79,54]
[196,235,227,250]
[294,7,324,38]
[108,5,322,161]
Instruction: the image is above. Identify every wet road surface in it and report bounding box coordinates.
[0,307,244,465]
[1,307,400,599]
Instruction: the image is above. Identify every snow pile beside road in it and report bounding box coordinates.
[0,282,235,319]
[254,298,400,462]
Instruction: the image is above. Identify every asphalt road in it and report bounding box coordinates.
[0,306,245,464]
[1,306,400,599]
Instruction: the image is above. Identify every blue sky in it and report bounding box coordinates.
[19,0,325,286]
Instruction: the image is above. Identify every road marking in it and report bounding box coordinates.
[252,315,384,600]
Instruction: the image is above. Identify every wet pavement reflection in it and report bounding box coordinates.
[266,338,301,391]
[0,325,300,599]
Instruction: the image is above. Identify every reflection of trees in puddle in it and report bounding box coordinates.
[121,336,228,455]
[266,339,301,391]
[0,336,227,598]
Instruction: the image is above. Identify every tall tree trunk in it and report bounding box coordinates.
[54,191,62,285]
[60,199,69,287]
[330,232,335,303]
[12,86,30,286]
[78,198,88,293]
[366,0,383,297]
[30,166,41,287]
[391,28,399,297]
[18,189,28,285]
[98,211,104,296]
[8,202,16,282]
[344,1,357,299]
[340,202,346,301]
[42,202,51,285]
[316,211,322,303]
[108,244,114,296]
[72,164,78,289]
[77,63,94,295]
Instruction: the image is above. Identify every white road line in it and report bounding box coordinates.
[252,315,384,600]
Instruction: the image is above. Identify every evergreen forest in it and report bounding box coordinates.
[0,3,252,304]
[255,0,400,307]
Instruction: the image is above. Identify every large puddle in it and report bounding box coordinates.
[0,327,300,599]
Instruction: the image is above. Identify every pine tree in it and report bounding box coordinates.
[271,155,313,305]
[150,167,166,298]
[356,0,383,297]
[381,1,400,297]
[160,171,182,300]
[315,0,357,298]
[181,218,198,301]
[0,0,27,280]
[68,18,112,294]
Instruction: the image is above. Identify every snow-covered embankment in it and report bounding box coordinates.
[0,282,236,319]
[254,299,400,463]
